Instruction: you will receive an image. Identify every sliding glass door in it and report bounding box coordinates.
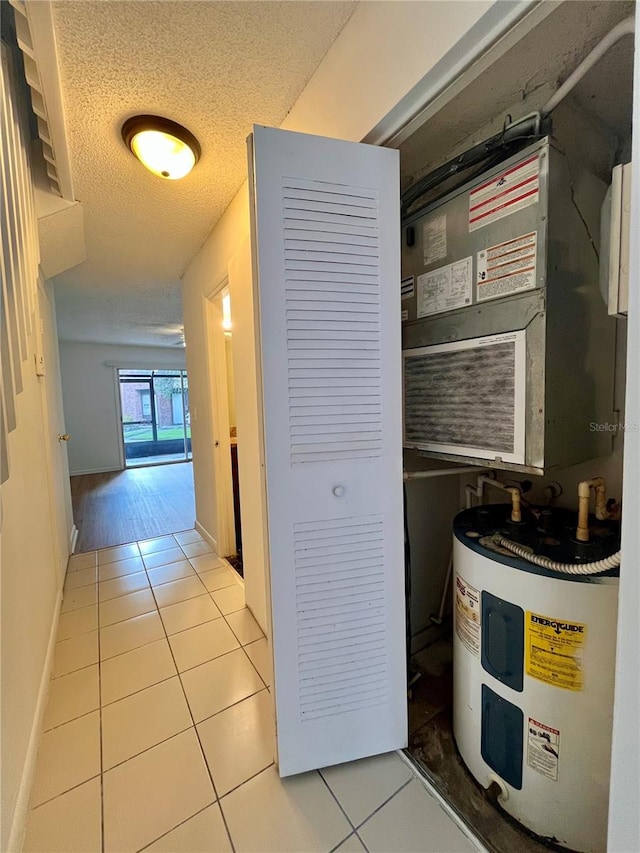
[118,369,191,467]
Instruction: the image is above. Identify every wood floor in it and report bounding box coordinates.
[71,462,195,552]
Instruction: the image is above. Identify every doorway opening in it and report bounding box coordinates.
[118,369,191,467]
[205,285,243,575]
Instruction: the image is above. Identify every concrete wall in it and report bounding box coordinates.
[58,342,186,475]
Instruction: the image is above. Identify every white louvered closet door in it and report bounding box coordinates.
[248,125,406,776]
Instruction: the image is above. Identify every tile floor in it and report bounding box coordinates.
[24,529,481,853]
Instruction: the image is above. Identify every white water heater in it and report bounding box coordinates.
[452,505,619,852]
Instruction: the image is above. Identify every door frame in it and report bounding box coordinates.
[204,277,236,557]
[36,274,74,579]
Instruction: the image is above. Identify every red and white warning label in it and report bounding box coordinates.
[476,231,537,303]
[527,717,560,781]
[469,154,540,232]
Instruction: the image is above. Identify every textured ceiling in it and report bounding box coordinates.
[50,0,356,347]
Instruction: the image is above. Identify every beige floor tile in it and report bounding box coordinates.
[143,546,186,570]
[334,834,368,852]
[220,765,351,853]
[173,529,205,546]
[358,779,477,852]
[169,619,239,673]
[102,677,192,770]
[197,690,274,796]
[30,712,101,807]
[199,565,238,592]
[98,542,140,564]
[23,777,101,853]
[189,553,227,574]
[211,583,245,615]
[99,588,157,628]
[145,803,232,852]
[225,607,264,645]
[52,631,99,678]
[153,575,207,609]
[100,610,165,660]
[180,540,212,559]
[60,584,97,614]
[103,729,215,853]
[57,605,98,641]
[320,752,413,828]
[147,560,195,587]
[63,567,97,591]
[99,570,150,602]
[67,551,97,572]
[98,555,145,581]
[101,638,176,705]
[181,648,264,723]
[160,594,222,636]
[244,637,271,686]
[138,535,179,555]
[43,665,99,731]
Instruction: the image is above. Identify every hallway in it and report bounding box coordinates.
[24,531,478,853]
[71,463,195,552]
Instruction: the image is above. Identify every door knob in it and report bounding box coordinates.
[58,434,71,441]
[332,485,345,497]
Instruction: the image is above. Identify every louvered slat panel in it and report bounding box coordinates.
[294,515,388,721]
[404,340,517,454]
[284,175,383,463]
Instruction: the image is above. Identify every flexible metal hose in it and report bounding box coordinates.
[493,535,621,576]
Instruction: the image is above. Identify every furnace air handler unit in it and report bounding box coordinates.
[401,138,616,474]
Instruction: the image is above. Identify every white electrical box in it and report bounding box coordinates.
[600,162,631,317]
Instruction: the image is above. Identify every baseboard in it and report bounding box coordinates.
[69,524,79,554]
[7,589,62,853]
[69,465,121,476]
[194,519,218,555]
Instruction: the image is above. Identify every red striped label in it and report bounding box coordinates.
[469,154,540,232]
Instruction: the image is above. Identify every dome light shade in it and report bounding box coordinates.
[121,115,201,180]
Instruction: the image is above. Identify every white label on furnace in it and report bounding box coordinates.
[469,154,540,232]
[416,256,472,318]
[527,717,560,781]
[423,212,447,266]
[476,231,537,302]
[401,309,409,322]
[455,574,480,657]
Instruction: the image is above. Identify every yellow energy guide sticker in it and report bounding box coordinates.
[525,612,586,691]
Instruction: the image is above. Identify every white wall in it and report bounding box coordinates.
[181,0,510,628]
[183,186,250,554]
[1,45,71,851]
[608,25,640,852]
[1,292,65,852]
[279,0,494,142]
[58,341,186,475]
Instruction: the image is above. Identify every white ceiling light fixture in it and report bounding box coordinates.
[121,115,201,180]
